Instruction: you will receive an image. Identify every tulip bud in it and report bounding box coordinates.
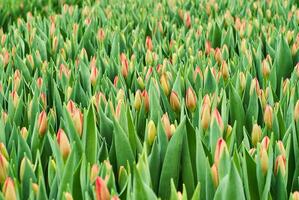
[11,91,19,109]
[73,109,83,137]
[295,63,299,78]
[262,59,270,78]
[260,147,269,175]
[0,153,8,184]
[141,90,149,112]
[239,72,246,91]
[294,100,299,122]
[201,102,211,131]
[161,113,172,139]
[212,109,224,133]
[250,78,260,95]
[251,124,262,146]
[36,77,43,89]
[90,66,99,87]
[134,90,142,111]
[277,140,286,157]
[170,124,176,135]
[116,89,125,102]
[90,164,99,183]
[38,111,47,137]
[225,124,233,139]
[211,164,219,187]
[40,93,47,109]
[186,87,197,112]
[264,105,273,129]
[120,53,129,78]
[170,91,180,112]
[97,28,105,42]
[13,70,21,91]
[19,157,32,182]
[214,138,228,166]
[221,61,229,80]
[160,74,170,96]
[64,192,73,200]
[57,129,71,160]
[292,191,299,200]
[147,120,157,145]
[0,144,8,161]
[95,177,110,200]
[137,76,145,89]
[261,136,270,151]
[274,155,286,176]
[185,12,191,28]
[214,48,222,63]
[3,177,16,200]
[32,183,39,195]
[146,36,153,51]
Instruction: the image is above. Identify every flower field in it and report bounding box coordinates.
[0,0,299,199]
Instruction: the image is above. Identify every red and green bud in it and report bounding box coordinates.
[211,164,219,187]
[141,90,149,112]
[90,66,99,87]
[214,138,228,167]
[186,87,197,112]
[90,164,99,183]
[260,147,269,175]
[146,36,153,51]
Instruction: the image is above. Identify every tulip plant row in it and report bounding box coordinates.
[0,0,299,199]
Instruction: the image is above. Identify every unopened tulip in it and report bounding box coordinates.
[147,120,157,145]
[0,153,8,184]
[201,102,211,131]
[146,36,153,51]
[277,141,286,157]
[251,124,262,146]
[214,138,228,166]
[294,100,299,122]
[264,105,273,129]
[161,113,172,139]
[90,66,99,86]
[19,157,33,182]
[20,127,28,139]
[95,177,110,200]
[170,91,180,112]
[292,191,299,200]
[57,129,71,160]
[90,164,99,183]
[32,183,39,195]
[3,177,16,200]
[97,28,105,42]
[260,147,269,175]
[186,87,197,112]
[212,109,224,133]
[262,59,270,78]
[211,164,219,187]
[221,61,229,80]
[274,155,286,176]
[141,90,149,112]
[160,74,170,96]
[13,70,21,91]
[38,111,47,137]
[134,90,142,111]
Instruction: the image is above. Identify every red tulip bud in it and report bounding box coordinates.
[141,90,149,112]
[95,177,110,200]
[186,87,197,112]
[261,136,270,150]
[214,138,228,167]
[146,36,153,51]
[212,109,224,133]
[97,28,105,42]
[36,77,43,89]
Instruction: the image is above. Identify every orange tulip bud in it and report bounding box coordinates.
[146,36,153,51]
[201,102,211,131]
[90,66,99,86]
[160,74,170,96]
[261,136,270,150]
[260,147,269,175]
[274,155,286,176]
[13,70,21,91]
[90,164,99,183]
[141,90,149,112]
[292,191,299,200]
[170,91,180,112]
[64,192,73,200]
[0,153,8,184]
